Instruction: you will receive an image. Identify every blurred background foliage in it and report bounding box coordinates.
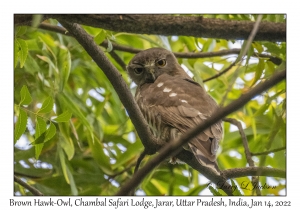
[14,14,286,196]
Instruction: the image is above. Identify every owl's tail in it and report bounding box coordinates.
[188,143,221,175]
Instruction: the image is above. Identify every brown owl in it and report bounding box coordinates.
[127,48,223,174]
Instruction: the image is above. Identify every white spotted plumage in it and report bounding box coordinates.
[163,87,172,92]
[127,47,223,175]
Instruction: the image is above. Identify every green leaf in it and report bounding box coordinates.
[34,117,47,159]
[35,144,44,160]
[45,122,56,142]
[15,38,28,68]
[58,48,71,91]
[236,40,248,62]
[94,30,106,45]
[184,184,206,195]
[112,140,143,169]
[23,53,40,74]
[36,54,58,74]
[15,26,27,36]
[208,186,223,196]
[57,93,94,139]
[66,163,78,195]
[38,96,54,113]
[58,147,78,195]
[252,42,263,53]
[31,132,46,145]
[202,39,213,52]
[14,40,19,68]
[87,134,113,175]
[20,85,32,106]
[251,59,265,86]
[231,180,243,196]
[54,110,72,122]
[106,38,113,52]
[35,116,47,139]
[59,148,69,183]
[32,122,56,145]
[59,130,75,160]
[14,108,28,143]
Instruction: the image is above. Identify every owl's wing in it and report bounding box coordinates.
[137,74,222,173]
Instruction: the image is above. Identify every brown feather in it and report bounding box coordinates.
[129,48,223,174]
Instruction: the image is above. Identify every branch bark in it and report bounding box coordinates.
[35,22,282,66]
[222,167,286,179]
[15,14,286,42]
[14,175,44,196]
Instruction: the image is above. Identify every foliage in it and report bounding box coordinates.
[14,15,286,196]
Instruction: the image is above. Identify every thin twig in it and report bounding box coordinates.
[108,50,127,71]
[129,150,147,195]
[134,150,147,174]
[223,117,260,195]
[39,23,72,36]
[223,118,254,166]
[203,62,236,83]
[251,146,286,156]
[108,165,134,180]
[14,175,44,196]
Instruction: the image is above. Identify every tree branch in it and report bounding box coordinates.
[222,167,286,179]
[14,175,44,196]
[108,50,127,71]
[251,146,286,156]
[15,14,286,42]
[223,118,254,166]
[203,62,236,82]
[116,69,286,195]
[223,117,261,195]
[36,22,282,66]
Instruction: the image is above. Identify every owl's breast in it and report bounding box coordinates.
[135,84,173,144]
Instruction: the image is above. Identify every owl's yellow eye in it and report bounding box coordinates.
[156,59,166,67]
[134,67,144,74]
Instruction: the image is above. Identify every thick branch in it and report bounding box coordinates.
[14,175,44,196]
[222,167,286,179]
[116,69,286,195]
[35,23,282,66]
[15,14,286,42]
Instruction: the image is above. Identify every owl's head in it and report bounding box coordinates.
[127,48,188,86]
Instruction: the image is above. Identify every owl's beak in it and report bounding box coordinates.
[144,64,156,82]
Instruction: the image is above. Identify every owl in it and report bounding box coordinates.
[127,48,223,174]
